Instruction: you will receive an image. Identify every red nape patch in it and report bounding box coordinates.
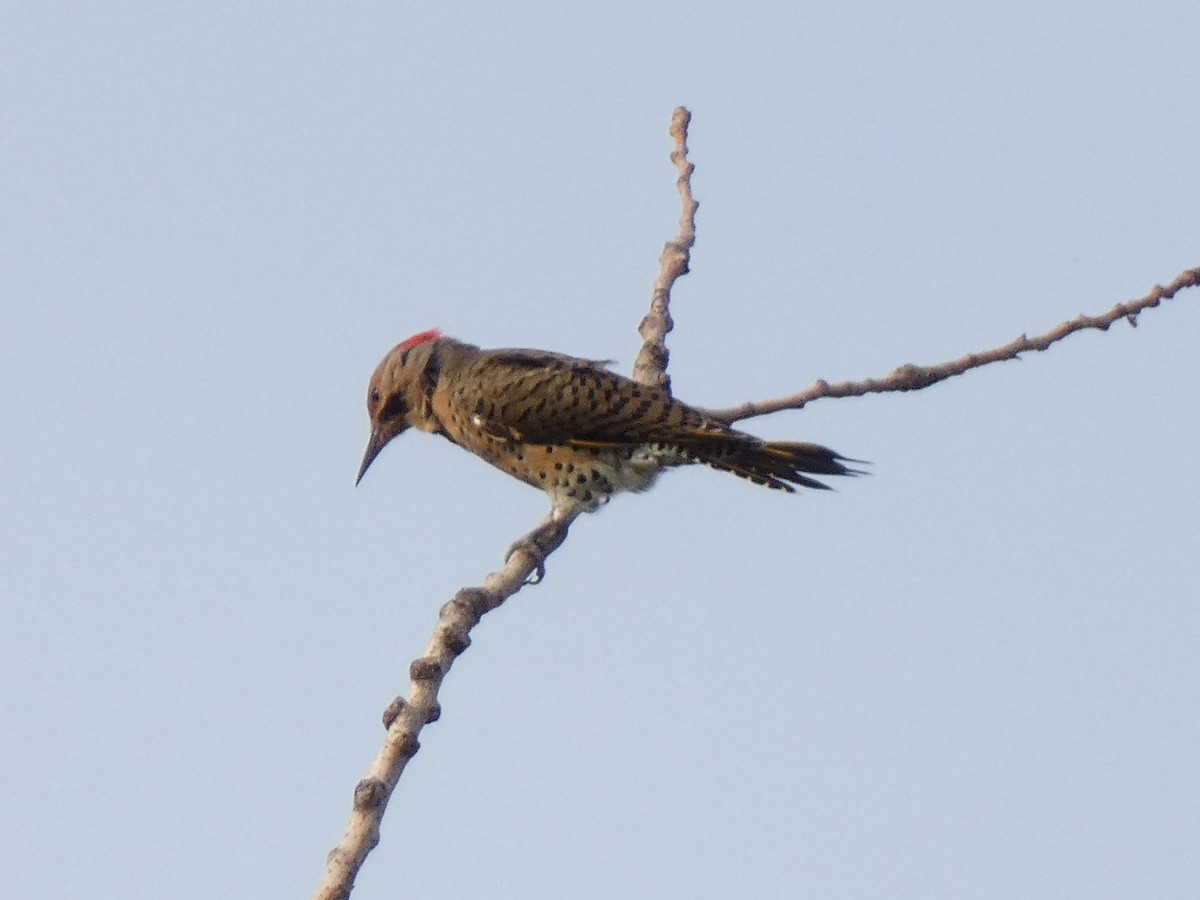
[398,328,444,351]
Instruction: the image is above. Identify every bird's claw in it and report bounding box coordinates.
[506,532,549,585]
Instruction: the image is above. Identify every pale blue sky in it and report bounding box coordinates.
[2,3,1198,898]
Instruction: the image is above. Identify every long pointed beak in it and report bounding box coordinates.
[356,427,385,485]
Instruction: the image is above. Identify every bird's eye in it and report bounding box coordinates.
[380,394,408,421]
[369,388,381,408]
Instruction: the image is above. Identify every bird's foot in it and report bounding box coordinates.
[505,523,552,585]
[505,515,572,585]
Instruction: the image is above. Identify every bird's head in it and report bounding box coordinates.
[357,328,446,484]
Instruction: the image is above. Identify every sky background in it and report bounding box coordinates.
[2,3,1198,898]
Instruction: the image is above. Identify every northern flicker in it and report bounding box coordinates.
[357,330,858,518]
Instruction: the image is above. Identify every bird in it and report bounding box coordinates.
[357,329,859,522]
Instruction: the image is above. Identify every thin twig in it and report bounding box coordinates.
[702,267,1200,424]
[634,106,698,392]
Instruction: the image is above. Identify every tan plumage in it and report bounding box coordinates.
[358,330,858,517]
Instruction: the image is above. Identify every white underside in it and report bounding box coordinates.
[548,445,678,517]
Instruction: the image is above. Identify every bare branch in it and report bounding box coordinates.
[314,106,698,900]
[313,515,567,900]
[703,266,1200,425]
[315,100,1195,897]
[634,106,698,392]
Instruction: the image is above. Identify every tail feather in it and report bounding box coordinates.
[682,439,863,493]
